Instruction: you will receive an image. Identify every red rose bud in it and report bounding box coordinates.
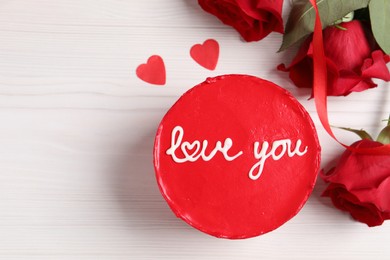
[321,140,390,226]
[323,21,371,72]
[198,0,284,42]
[278,21,390,96]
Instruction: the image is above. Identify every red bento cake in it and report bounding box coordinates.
[153,75,321,239]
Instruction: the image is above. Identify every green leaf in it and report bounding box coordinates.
[335,126,373,140]
[279,0,371,52]
[369,0,390,54]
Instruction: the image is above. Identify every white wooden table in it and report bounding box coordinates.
[0,1,389,259]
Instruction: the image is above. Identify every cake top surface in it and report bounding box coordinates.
[154,74,321,239]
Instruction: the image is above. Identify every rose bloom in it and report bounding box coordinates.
[198,0,284,42]
[321,140,390,226]
[278,20,390,96]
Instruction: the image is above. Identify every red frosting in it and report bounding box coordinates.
[154,75,321,239]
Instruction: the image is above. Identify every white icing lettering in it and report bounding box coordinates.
[165,125,309,181]
[249,139,308,180]
[166,126,243,162]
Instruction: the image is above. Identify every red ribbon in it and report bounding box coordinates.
[309,0,390,155]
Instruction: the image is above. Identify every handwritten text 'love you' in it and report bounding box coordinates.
[166,126,308,180]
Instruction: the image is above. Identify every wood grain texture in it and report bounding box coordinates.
[0,1,389,259]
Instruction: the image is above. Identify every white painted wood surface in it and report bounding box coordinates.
[0,1,389,259]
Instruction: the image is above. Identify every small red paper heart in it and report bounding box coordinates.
[136,55,166,85]
[190,39,219,70]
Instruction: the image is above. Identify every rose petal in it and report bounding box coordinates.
[236,0,284,33]
[323,183,385,226]
[352,175,390,212]
[322,140,390,190]
[346,201,384,227]
[323,21,371,72]
[198,0,283,42]
[255,0,284,33]
[288,58,314,89]
[329,71,376,96]
[361,50,390,81]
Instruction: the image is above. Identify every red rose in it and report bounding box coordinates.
[321,140,390,226]
[278,21,390,96]
[198,0,284,42]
